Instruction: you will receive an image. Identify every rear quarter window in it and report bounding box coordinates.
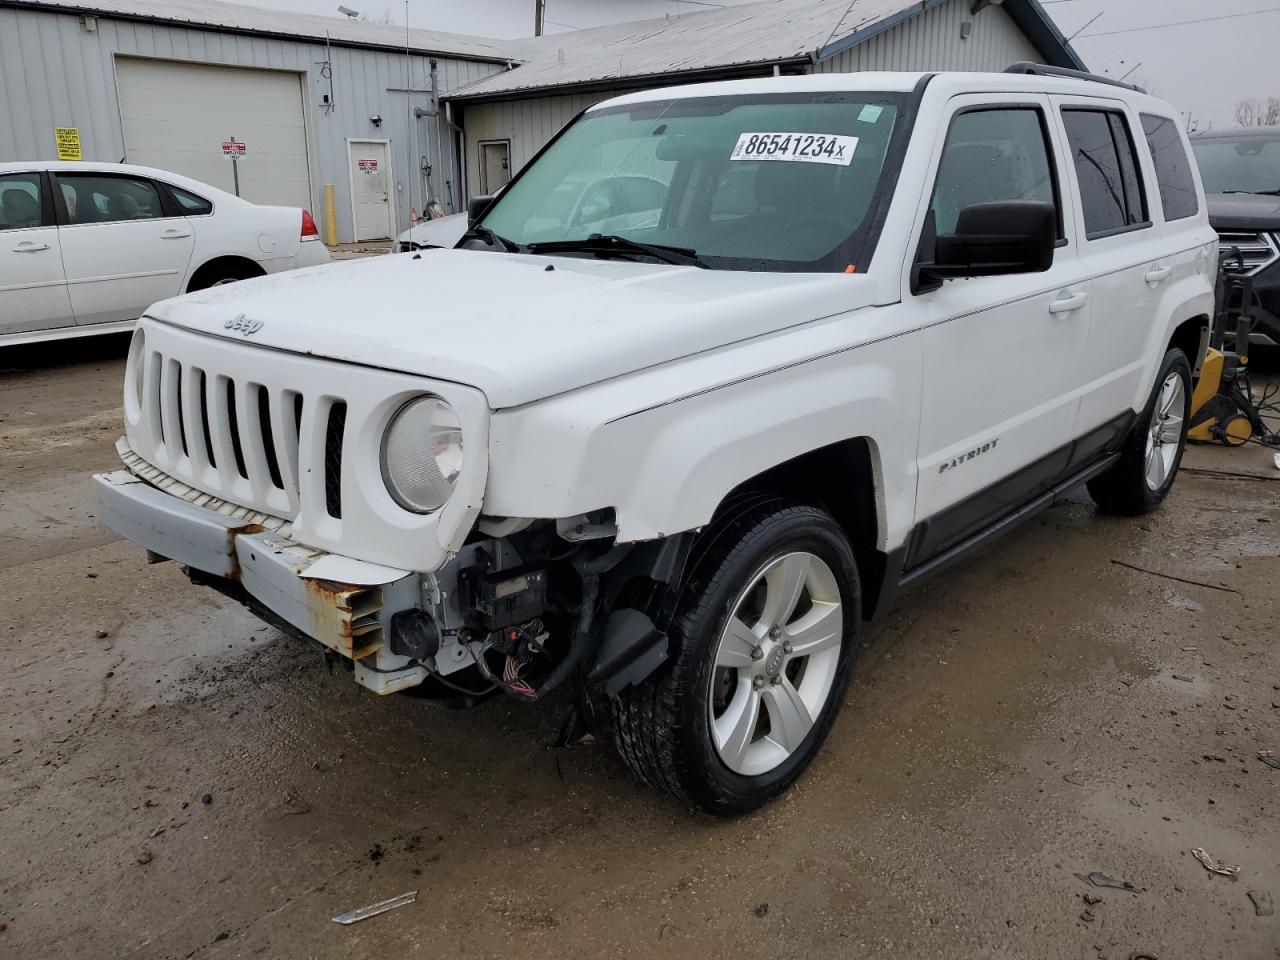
[168,185,214,216]
[1140,114,1199,221]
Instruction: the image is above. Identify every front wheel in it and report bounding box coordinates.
[1087,347,1192,514]
[610,501,861,815]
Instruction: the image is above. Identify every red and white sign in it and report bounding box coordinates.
[357,158,379,174]
[222,140,247,158]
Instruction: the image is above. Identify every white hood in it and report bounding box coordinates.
[146,248,880,408]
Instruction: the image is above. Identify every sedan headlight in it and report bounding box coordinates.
[380,395,464,513]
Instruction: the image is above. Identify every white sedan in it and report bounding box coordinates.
[0,161,330,347]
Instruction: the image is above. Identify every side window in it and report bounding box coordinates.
[1061,109,1149,238]
[0,173,44,231]
[930,107,1059,238]
[168,185,214,216]
[1140,113,1199,221]
[57,175,164,226]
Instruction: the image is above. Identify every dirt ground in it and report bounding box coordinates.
[1,335,1277,960]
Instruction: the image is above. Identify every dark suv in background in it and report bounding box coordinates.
[1191,128,1280,345]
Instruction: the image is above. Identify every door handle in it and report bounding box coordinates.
[1144,264,1172,284]
[11,242,50,253]
[1049,291,1089,315]
[161,229,193,239]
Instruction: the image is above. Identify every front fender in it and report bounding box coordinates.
[486,317,921,552]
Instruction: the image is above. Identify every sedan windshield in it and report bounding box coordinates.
[1191,134,1280,194]
[478,92,907,272]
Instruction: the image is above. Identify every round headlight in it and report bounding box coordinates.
[380,396,464,513]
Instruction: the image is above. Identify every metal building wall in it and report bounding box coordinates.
[456,0,1040,198]
[812,0,1040,74]
[457,87,646,199]
[0,6,504,241]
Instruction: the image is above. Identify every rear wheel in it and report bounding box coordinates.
[187,260,265,292]
[1087,347,1191,514]
[610,501,860,815]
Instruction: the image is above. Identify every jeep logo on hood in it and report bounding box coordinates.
[224,314,264,337]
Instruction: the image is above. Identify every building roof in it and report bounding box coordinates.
[2,0,518,62]
[449,0,1083,102]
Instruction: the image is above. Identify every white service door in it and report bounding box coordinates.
[480,141,511,195]
[350,142,392,241]
[0,172,73,336]
[53,172,195,326]
[116,57,312,211]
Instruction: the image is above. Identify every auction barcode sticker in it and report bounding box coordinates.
[730,132,858,166]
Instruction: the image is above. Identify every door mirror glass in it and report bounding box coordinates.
[917,200,1056,289]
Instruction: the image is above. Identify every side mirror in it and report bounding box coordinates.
[914,200,1056,294]
[467,194,495,226]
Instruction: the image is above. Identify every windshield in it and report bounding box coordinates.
[478,92,907,271]
[1191,134,1280,194]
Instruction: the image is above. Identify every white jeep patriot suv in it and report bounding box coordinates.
[95,66,1216,814]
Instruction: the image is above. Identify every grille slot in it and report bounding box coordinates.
[324,402,347,520]
[1218,230,1279,275]
[175,365,188,457]
[256,385,285,491]
[225,378,249,480]
[145,351,164,450]
[196,369,216,468]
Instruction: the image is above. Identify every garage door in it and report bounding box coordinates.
[116,58,312,211]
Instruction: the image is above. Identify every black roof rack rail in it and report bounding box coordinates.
[1005,61,1145,94]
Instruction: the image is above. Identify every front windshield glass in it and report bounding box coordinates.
[1191,134,1280,194]
[479,92,906,271]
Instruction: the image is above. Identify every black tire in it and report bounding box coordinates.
[1087,347,1192,515]
[610,500,861,816]
[187,260,265,292]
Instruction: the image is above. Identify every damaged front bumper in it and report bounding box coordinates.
[93,469,473,694]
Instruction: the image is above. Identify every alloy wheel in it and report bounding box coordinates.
[708,551,843,776]
[1145,371,1185,491]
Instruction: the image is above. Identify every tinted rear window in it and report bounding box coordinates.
[1141,114,1199,221]
[1062,109,1149,238]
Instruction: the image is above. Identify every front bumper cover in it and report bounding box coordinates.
[94,469,439,694]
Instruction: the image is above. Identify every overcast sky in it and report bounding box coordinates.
[257,0,1278,128]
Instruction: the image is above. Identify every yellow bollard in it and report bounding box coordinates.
[323,183,339,247]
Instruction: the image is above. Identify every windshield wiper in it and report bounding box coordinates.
[1252,189,1280,196]
[459,223,520,252]
[527,233,708,268]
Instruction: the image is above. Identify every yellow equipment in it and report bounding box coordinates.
[1188,348,1255,445]
[1187,251,1267,446]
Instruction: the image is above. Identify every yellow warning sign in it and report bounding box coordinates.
[54,127,82,161]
